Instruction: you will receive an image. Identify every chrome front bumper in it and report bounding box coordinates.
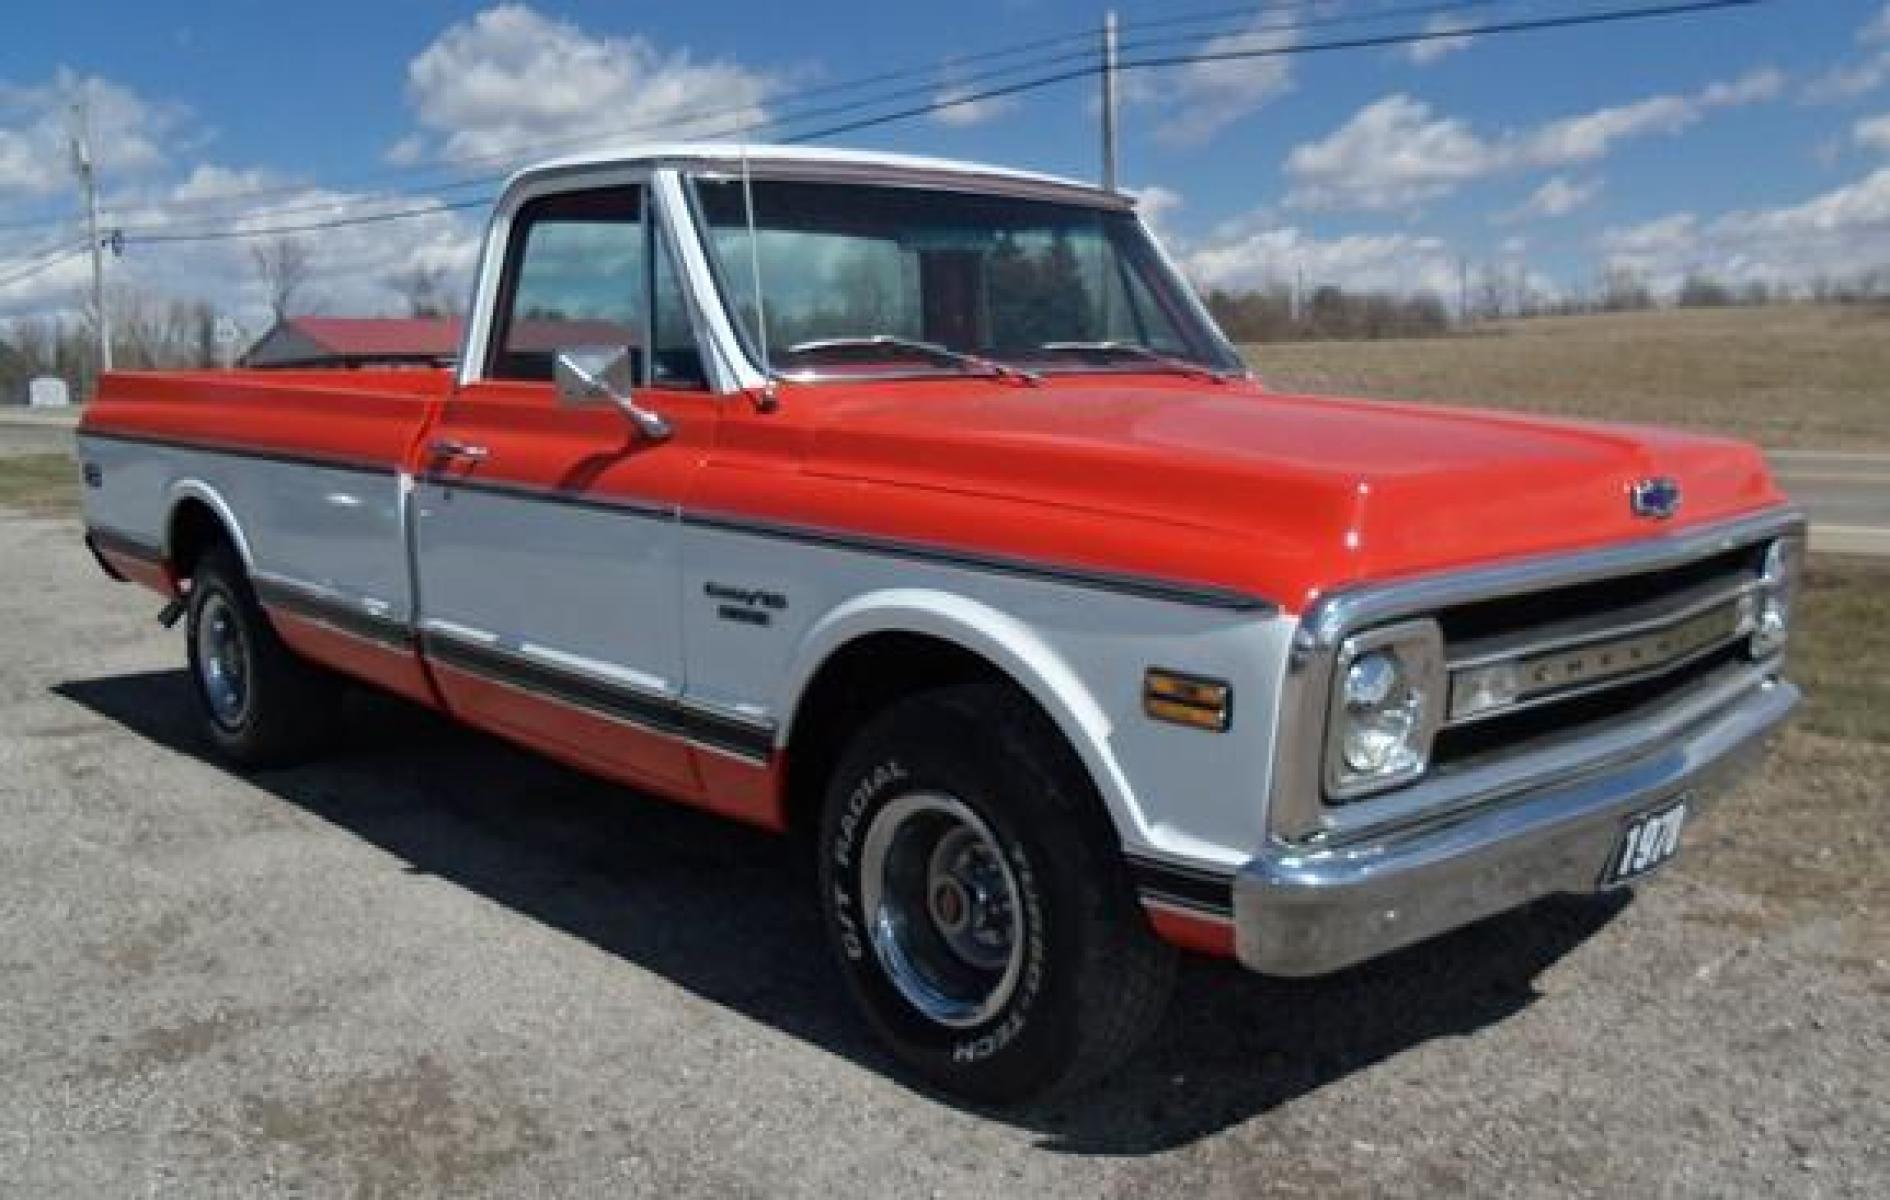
[1233,676,1800,977]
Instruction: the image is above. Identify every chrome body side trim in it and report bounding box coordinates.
[1268,506,1804,842]
[1235,676,1798,976]
[417,622,775,764]
[253,573,415,651]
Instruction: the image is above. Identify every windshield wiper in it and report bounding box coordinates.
[782,336,1040,385]
[1036,340,1233,383]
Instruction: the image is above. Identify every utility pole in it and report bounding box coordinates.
[70,95,111,373]
[1100,10,1119,192]
[1459,256,1470,326]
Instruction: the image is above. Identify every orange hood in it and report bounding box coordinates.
[796,375,1786,611]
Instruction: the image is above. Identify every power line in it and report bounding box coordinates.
[7,0,1518,240]
[0,243,88,292]
[34,0,1769,253]
[788,0,1767,143]
[0,12,1124,234]
[123,197,490,245]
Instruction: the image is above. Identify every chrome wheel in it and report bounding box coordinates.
[859,792,1025,1028]
[194,591,251,728]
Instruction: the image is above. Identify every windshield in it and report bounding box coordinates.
[689,177,1243,378]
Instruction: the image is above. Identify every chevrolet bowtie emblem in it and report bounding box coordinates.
[1629,476,1681,520]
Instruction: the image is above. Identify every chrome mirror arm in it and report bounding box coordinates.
[554,347,673,442]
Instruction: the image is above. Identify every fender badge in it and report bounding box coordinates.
[1629,476,1681,520]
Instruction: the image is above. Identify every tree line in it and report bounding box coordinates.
[1,236,464,403]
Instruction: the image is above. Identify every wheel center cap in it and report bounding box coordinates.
[930,878,969,932]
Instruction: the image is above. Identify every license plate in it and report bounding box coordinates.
[1601,798,1689,887]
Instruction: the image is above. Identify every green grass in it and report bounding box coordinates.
[1792,556,1890,746]
[0,454,80,516]
[1246,304,1890,450]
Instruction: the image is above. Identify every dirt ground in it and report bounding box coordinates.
[1,506,1885,1197]
[1247,304,1890,451]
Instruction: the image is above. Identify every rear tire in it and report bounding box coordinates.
[818,682,1174,1103]
[186,543,340,767]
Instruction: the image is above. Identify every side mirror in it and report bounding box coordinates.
[553,346,672,442]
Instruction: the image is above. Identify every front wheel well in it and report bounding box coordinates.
[783,632,1086,840]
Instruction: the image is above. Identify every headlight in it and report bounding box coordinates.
[1750,535,1803,659]
[1325,619,1445,800]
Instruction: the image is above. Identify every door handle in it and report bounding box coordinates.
[428,438,489,463]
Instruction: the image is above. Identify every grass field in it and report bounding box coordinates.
[0,454,77,516]
[1247,304,1890,451]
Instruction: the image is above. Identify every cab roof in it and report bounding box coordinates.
[506,142,1135,211]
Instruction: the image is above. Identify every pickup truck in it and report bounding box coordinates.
[77,143,1802,1102]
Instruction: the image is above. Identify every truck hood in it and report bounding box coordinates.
[802,376,1786,610]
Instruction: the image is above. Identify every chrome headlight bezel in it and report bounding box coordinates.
[1323,618,1446,801]
[1750,534,1803,659]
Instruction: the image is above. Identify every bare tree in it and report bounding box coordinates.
[383,262,461,318]
[250,237,317,321]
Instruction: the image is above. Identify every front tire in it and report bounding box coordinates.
[186,544,340,767]
[818,682,1174,1103]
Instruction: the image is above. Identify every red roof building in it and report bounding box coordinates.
[241,317,464,369]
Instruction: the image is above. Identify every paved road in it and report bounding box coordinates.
[2,512,1885,1196]
[0,408,79,458]
[6,409,1889,555]
[1768,450,1890,558]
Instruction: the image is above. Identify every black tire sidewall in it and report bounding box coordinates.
[818,694,1096,1101]
[185,556,261,748]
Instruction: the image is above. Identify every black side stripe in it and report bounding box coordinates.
[420,630,775,763]
[88,526,165,564]
[253,580,416,651]
[420,475,1275,613]
[683,510,1275,613]
[80,429,397,477]
[417,471,673,521]
[1126,855,1235,919]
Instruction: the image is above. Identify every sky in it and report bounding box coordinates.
[2,0,1888,329]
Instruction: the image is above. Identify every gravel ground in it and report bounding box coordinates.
[1,512,1884,1198]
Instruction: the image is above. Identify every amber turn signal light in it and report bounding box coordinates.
[1143,668,1231,732]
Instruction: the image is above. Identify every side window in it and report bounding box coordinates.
[650,216,707,390]
[491,188,645,382]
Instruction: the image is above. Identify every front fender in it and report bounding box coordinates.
[774,587,1156,845]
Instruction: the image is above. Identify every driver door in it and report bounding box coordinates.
[412,182,717,796]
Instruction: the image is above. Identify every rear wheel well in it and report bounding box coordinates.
[167,498,237,582]
[783,632,1087,840]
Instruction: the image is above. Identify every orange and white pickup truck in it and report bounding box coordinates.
[78,144,1802,1101]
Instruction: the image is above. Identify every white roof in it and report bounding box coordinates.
[509,142,1132,209]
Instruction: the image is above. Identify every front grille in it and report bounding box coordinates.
[1432,642,1748,770]
[1427,548,1767,775]
[1435,545,1761,645]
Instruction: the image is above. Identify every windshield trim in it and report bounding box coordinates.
[682,172,1244,387]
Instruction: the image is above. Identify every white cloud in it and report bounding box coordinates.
[0,69,184,197]
[1599,168,1890,293]
[1857,113,1890,154]
[1804,7,1890,102]
[400,4,777,164]
[3,163,482,325]
[383,134,427,166]
[1404,16,1476,66]
[930,85,1017,128]
[1502,175,1604,222]
[1126,184,1184,241]
[1141,14,1297,147]
[1864,4,1890,45]
[1180,218,1459,299]
[1804,53,1890,103]
[1286,69,1784,211]
[1283,95,1492,211]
